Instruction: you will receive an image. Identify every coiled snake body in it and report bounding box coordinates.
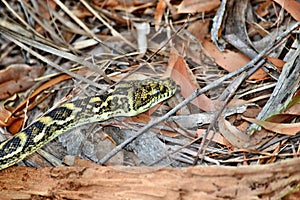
[0,78,176,170]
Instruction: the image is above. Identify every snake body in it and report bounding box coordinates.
[0,78,176,170]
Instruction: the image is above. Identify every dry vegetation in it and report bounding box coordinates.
[0,0,300,199]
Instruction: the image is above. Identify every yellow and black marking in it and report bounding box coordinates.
[0,78,177,170]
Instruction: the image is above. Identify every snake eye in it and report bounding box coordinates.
[153,89,160,96]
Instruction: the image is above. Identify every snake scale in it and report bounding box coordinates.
[0,78,176,170]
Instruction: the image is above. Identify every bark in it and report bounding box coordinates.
[0,158,300,200]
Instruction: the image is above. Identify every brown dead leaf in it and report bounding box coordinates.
[7,118,24,135]
[11,74,72,118]
[256,0,272,17]
[226,99,250,108]
[274,0,300,21]
[0,73,73,134]
[95,0,119,7]
[284,88,300,113]
[114,2,155,13]
[264,92,300,123]
[129,112,151,124]
[243,107,262,118]
[0,101,14,127]
[187,20,210,42]
[0,64,44,100]
[242,116,300,136]
[154,0,168,31]
[218,117,250,148]
[197,129,232,147]
[99,0,156,7]
[284,102,300,116]
[0,94,24,133]
[265,114,297,123]
[266,56,285,70]
[37,0,57,20]
[177,0,220,14]
[166,47,215,112]
[203,40,250,72]
[203,40,268,81]
[248,68,269,81]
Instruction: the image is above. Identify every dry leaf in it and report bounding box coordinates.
[177,0,220,14]
[284,102,300,116]
[203,40,268,81]
[11,74,72,117]
[166,47,215,112]
[0,74,72,133]
[283,89,300,114]
[274,0,300,21]
[218,117,250,148]
[242,116,300,136]
[263,92,300,123]
[266,56,285,69]
[197,129,231,147]
[154,0,168,31]
[256,0,272,17]
[203,40,250,72]
[0,95,24,133]
[0,64,44,100]
[187,20,210,42]
[248,68,269,81]
[0,102,14,127]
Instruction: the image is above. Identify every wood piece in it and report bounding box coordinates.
[0,158,300,199]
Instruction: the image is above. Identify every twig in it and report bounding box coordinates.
[194,72,248,165]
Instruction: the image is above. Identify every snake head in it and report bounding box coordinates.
[130,78,177,115]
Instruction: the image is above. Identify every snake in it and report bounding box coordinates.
[0,78,177,170]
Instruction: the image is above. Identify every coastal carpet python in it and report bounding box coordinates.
[0,78,177,170]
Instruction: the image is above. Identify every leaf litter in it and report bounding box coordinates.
[0,0,299,169]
